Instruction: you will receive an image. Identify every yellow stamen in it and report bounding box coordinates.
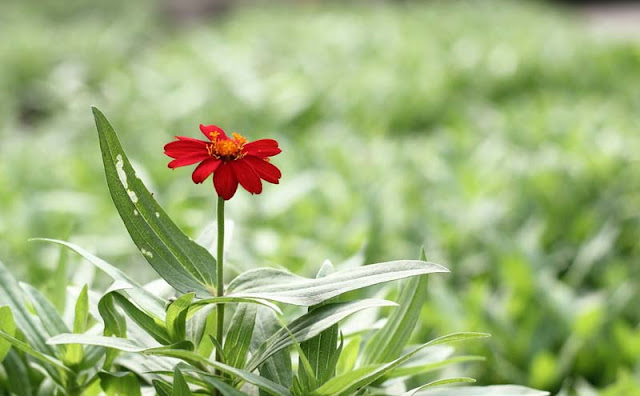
[208,132,248,160]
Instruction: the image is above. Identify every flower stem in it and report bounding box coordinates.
[215,197,225,390]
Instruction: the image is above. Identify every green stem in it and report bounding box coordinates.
[215,197,225,390]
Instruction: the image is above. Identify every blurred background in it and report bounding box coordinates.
[0,0,639,394]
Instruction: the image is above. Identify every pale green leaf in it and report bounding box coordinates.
[99,371,142,396]
[402,377,476,395]
[0,306,16,362]
[336,335,360,374]
[388,355,485,379]
[65,284,89,365]
[179,362,292,396]
[166,293,195,342]
[362,248,430,364]
[246,299,396,373]
[0,330,72,374]
[0,261,54,355]
[414,385,550,395]
[34,238,166,319]
[20,283,70,337]
[312,332,490,395]
[48,333,148,352]
[228,260,448,306]
[224,303,257,368]
[3,350,33,396]
[251,307,292,392]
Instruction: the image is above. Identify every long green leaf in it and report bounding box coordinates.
[362,248,431,364]
[410,385,550,395]
[172,367,193,396]
[3,350,33,396]
[190,296,282,315]
[178,363,292,396]
[312,332,490,395]
[299,261,340,390]
[401,377,476,395]
[246,299,395,373]
[251,307,293,392]
[48,333,148,352]
[224,304,257,369]
[153,380,173,396]
[35,238,166,319]
[98,289,128,370]
[227,260,448,306]
[65,284,89,365]
[0,261,55,355]
[112,293,171,344]
[93,107,217,296]
[99,371,142,396]
[0,330,72,374]
[20,283,70,337]
[166,293,195,342]
[0,306,16,362]
[387,355,485,379]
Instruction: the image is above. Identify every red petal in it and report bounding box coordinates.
[231,159,262,195]
[243,156,281,184]
[164,140,209,158]
[213,162,238,200]
[200,124,228,141]
[243,139,281,158]
[168,153,210,168]
[191,158,221,184]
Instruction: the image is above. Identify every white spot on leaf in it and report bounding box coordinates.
[141,248,153,259]
[115,154,128,189]
[133,209,139,216]
[155,212,160,218]
[127,189,138,203]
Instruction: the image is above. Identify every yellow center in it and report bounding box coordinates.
[207,132,247,160]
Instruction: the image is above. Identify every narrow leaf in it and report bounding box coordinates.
[0,306,16,362]
[312,332,490,395]
[112,293,171,344]
[224,304,257,369]
[2,350,33,396]
[99,371,142,396]
[0,261,54,355]
[35,238,166,319]
[251,307,292,392]
[153,380,173,396]
[65,284,89,365]
[0,330,72,374]
[166,293,195,342]
[413,385,550,395]
[401,377,476,395]
[172,367,193,396]
[93,107,217,296]
[20,283,70,337]
[246,299,396,373]
[228,260,449,306]
[362,248,430,364]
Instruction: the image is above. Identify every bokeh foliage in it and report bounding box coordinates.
[0,0,638,394]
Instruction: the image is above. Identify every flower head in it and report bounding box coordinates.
[164,124,281,200]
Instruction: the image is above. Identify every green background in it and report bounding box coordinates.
[0,1,638,394]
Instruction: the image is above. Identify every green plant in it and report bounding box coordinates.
[0,109,551,395]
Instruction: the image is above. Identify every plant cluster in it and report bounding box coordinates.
[0,110,549,396]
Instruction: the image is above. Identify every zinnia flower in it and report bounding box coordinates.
[164,124,281,200]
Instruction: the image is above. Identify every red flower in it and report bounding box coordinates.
[164,124,281,200]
